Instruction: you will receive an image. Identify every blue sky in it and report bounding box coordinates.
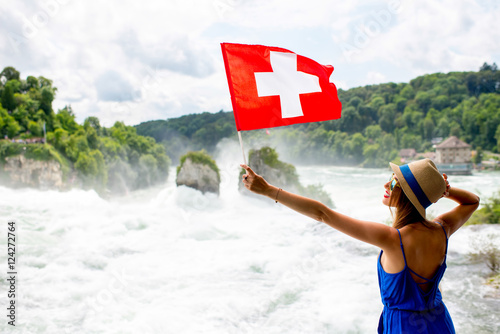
[1,0,499,126]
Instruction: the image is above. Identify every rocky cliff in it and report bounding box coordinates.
[1,155,64,189]
[239,147,300,195]
[176,152,220,195]
[240,147,333,207]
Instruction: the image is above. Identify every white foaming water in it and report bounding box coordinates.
[0,148,499,333]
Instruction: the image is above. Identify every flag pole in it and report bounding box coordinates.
[237,131,247,165]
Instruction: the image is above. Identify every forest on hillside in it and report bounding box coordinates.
[0,67,170,194]
[1,62,498,196]
[136,63,500,167]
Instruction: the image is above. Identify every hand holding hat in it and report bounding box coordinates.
[442,173,450,198]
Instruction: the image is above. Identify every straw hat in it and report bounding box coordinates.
[389,158,446,219]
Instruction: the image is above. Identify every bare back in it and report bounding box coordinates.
[380,222,447,292]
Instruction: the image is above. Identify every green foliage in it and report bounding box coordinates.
[134,63,499,168]
[0,140,23,157]
[27,120,42,137]
[1,81,17,111]
[249,146,298,184]
[250,146,279,167]
[299,183,334,208]
[246,146,333,207]
[54,106,79,133]
[138,154,159,186]
[0,66,171,195]
[467,191,500,225]
[2,63,499,194]
[25,144,51,161]
[84,116,102,135]
[0,141,70,178]
[177,150,220,181]
[135,110,236,163]
[1,67,20,82]
[75,152,97,176]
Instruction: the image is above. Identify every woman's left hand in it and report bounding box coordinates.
[240,164,271,196]
[442,173,450,197]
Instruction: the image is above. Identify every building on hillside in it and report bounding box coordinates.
[399,148,416,162]
[420,152,436,160]
[435,136,472,175]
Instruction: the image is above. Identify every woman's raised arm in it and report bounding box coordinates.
[435,184,480,236]
[240,164,399,250]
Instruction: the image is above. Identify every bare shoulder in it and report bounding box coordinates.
[381,226,406,253]
[432,216,452,238]
[399,222,447,244]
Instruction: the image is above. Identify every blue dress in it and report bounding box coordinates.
[377,224,455,333]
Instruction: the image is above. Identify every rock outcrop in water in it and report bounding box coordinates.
[176,150,220,195]
[239,147,333,207]
[1,155,64,189]
[239,146,300,193]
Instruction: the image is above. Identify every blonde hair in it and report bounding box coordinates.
[389,186,432,229]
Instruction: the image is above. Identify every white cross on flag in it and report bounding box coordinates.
[221,43,342,131]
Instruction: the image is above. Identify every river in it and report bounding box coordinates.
[0,147,499,333]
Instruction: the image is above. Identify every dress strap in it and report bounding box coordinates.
[396,229,407,266]
[408,267,435,283]
[435,222,449,256]
[435,222,448,239]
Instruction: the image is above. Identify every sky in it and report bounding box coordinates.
[1,0,499,127]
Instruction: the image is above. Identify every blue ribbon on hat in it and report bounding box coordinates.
[400,164,432,209]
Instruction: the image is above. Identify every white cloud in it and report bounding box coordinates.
[95,70,141,102]
[116,31,216,78]
[220,0,363,29]
[1,0,499,128]
[364,71,387,86]
[335,0,499,74]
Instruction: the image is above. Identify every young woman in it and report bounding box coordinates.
[240,158,479,333]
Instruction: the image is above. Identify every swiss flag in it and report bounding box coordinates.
[221,43,342,131]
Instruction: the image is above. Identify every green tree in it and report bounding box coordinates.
[480,62,498,72]
[379,104,397,132]
[431,95,450,111]
[415,91,432,113]
[54,106,79,133]
[495,124,500,150]
[27,120,42,137]
[348,96,363,109]
[363,143,380,167]
[369,96,385,111]
[25,76,39,90]
[90,149,107,186]
[423,117,435,140]
[0,67,20,82]
[364,124,382,141]
[400,133,422,150]
[338,106,363,133]
[138,154,158,186]
[6,117,21,138]
[75,152,97,177]
[39,86,56,115]
[344,133,366,163]
[474,147,483,165]
[84,116,102,135]
[51,128,69,151]
[400,84,415,99]
[1,81,17,111]
[86,126,99,150]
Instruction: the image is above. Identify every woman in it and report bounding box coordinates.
[240,158,479,333]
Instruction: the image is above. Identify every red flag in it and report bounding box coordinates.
[221,43,342,131]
